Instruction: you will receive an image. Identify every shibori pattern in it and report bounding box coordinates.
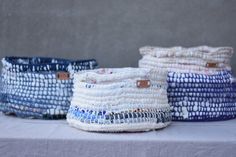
[168,71,236,121]
[67,68,171,132]
[139,46,236,121]
[0,57,98,119]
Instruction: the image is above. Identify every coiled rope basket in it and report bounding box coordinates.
[139,46,236,121]
[0,75,4,112]
[67,68,171,132]
[0,57,98,119]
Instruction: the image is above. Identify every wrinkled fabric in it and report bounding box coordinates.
[0,113,236,157]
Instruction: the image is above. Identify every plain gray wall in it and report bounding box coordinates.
[0,0,236,73]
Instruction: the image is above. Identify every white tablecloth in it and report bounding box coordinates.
[0,113,236,157]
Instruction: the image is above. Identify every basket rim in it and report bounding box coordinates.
[74,68,154,84]
[3,56,98,66]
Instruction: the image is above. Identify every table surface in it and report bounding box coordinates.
[0,113,236,157]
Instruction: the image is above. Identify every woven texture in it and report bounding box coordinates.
[0,57,98,119]
[139,46,236,121]
[139,46,233,74]
[0,75,5,112]
[67,68,171,132]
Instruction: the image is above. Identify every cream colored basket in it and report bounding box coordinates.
[67,68,171,132]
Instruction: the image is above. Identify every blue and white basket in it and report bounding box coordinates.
[0,74,5,112]
[139,46,236,121]
[67,68,171,132]
[167,71,236,121]
[0,57,98,119]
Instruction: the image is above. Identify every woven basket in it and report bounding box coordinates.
[0,57,98,119]
[67,68,171,132]
[139,46,236,121]
[0,75,5,112]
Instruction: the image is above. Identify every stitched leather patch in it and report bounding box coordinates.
[56,72,70,80]
[136,80,151,88]
[206,62,218,68]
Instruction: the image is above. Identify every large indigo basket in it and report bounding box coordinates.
[67,68,171,132]
[139,46,236,121]
[0,57,98,119]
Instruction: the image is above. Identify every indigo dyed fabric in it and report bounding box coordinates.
[0,57,98,119]
[0,75,5,112]
[167,71,236,121]
[67,68,171,132]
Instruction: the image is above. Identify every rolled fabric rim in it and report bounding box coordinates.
[2,56,98,72]
[139,45,233,59]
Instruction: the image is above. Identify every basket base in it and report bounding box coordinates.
[67,117,171,132]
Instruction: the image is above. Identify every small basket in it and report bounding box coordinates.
[139,46,236,121]
[0,56,98,119]
[67,68,171,132]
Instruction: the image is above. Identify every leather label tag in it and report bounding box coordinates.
[56,72,70,80]
[136,80,151,88]
[206,62,218,68]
